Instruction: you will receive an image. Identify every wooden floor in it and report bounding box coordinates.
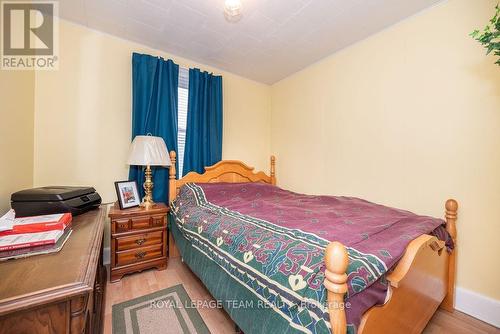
[104,258,499,334]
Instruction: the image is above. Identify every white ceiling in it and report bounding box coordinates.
[59,0,442,84]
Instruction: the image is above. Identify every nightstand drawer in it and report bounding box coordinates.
[114,219,131,232]
[131,216,151,229]
[151,215,165,227]
[116,231,163,251]
[116,244,163,267]
[113,216,166,233]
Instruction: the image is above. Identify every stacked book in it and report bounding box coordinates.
[0,210,73,261]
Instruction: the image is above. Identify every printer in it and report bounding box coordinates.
[11,186,102,217]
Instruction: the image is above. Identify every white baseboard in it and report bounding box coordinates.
[103,246,110,265]
[455,286,500,328]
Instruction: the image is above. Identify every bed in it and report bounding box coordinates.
[167,151,457,334]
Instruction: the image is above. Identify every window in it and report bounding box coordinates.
[177,67,189,178]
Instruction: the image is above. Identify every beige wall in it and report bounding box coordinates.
[0,69,34,212]
[33,20,272,204]
[271,0,500,300]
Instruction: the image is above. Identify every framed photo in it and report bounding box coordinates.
[115,181,141,210]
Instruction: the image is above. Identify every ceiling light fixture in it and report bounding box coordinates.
[224,0,242,22]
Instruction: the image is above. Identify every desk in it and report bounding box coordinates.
[0,207,106,334]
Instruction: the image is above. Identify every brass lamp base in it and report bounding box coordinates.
[140,165,156,210]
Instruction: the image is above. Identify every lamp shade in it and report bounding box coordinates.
[127,135,171,166]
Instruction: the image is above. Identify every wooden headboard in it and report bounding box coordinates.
[168,151,276,203]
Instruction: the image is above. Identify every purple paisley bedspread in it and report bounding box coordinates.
[192,182,452,331]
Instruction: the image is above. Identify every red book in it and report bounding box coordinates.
[0,229,65,251]
[0,212,72,237]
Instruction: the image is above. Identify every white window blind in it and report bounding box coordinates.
[177,67,189,178]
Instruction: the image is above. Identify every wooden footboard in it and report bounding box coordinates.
[324,200,458,334]
[357,234,448,333]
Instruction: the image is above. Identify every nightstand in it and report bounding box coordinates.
[108,202,168,282]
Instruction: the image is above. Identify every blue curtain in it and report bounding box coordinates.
[183,68,223,175]
[128,53,179,204]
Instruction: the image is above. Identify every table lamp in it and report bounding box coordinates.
[127,135,171,210]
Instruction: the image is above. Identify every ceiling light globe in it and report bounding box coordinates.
[224,0,242,18]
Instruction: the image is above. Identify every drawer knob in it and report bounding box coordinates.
[136,238,146,245]
[135,251,147,259]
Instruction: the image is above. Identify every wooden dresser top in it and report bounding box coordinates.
[0,207,106,315]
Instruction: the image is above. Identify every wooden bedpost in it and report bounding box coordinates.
[168,151,180,258]
[441,199,458,311]
[270,155,276,185]
[324,241,349,334]
[169,151,177,203]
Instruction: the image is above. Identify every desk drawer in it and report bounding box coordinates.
[116,244,163,267]
[116,231,163,251]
